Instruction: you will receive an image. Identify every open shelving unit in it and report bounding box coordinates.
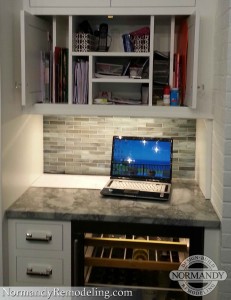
[20,4,207,118]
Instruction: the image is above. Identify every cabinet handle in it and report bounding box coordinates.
[26,267,52,277]
[26,232,52,242]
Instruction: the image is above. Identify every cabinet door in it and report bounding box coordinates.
[185,11,199,108]
[21,11,51,107]
[29,0,110,7]
[111,0,195,7]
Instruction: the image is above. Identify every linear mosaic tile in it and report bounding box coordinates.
[43,116,196,178]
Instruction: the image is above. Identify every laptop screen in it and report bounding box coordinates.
[111,136,173,182]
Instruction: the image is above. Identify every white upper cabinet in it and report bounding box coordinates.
[21,11,51,108]
[20,2,209,118]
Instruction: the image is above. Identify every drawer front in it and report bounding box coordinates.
[16,222,63,251]
[16,256,63,285]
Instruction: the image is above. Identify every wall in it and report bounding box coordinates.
[1,0,43,212]
[0,0,43,284]
[44,116,196,178]
[195,0,217,200]
[212,0,231,298]
[0,21,2,286]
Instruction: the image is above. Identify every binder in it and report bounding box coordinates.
[54,47,69,103]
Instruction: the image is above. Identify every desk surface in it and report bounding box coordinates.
[5,176,220,229]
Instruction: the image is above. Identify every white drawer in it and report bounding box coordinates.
[16,222,63,251]
[16,256,63,286]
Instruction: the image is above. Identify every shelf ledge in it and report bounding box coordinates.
[24,103,213,119]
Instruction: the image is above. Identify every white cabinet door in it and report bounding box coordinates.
[29,0,110,7]
[21,11,51,107]
[185,11,200,108]
[111,0,195,7]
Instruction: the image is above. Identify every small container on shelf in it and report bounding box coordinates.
[122,34,134,52]
[72,33,96,52]
[130,26,150,53]
[170,88,179,106]
[163,85,170,106]
[95,62,123,76]
[132,35,150,52]
[129,67,143,79]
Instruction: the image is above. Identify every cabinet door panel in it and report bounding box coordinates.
[21,11,51,107]
[185,11,199,108]
[111,0,195,7]
[29,0,110,7]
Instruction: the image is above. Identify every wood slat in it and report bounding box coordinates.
[85,257,181,271]
[85,237,188,252]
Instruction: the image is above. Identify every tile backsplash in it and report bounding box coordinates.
[44,116,196,178]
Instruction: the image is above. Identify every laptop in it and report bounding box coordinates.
[100,136,173,201]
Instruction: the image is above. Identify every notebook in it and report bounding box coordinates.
[100,136,173,201]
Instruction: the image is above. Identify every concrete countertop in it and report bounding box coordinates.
[5,175,220,228]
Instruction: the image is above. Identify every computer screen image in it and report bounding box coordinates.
[111,136,173,181]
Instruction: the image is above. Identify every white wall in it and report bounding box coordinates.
[0,0,43,284]
[212,0,231,298]
[196,0,217,117]
[0,0,6,286]
[195,0,217,199]
[196,119,213,199]
[0,61,3,287]
[1,0,43,211]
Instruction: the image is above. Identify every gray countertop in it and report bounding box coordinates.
[5,179,220,228]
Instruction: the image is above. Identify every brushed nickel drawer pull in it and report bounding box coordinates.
[26,267,52,277]
[26,232,52,242]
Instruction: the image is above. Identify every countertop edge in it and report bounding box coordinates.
[5,210,221,229]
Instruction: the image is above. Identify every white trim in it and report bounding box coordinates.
[0,63,3,286]
[26,103,213,119]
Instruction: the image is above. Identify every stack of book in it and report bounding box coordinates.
[73,59,89,104]
[54,47,68,103]
[40,51,52,103]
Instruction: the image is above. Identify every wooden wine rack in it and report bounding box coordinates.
[83,234,189,300]
[84,234,189,272]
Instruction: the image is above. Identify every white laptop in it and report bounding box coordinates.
[100,136,173,201]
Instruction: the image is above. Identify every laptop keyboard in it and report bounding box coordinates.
[110,180,167,193]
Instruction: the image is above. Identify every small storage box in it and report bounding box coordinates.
[95,63,123,76]
[73,33,96,52]
[132,35,150,53]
